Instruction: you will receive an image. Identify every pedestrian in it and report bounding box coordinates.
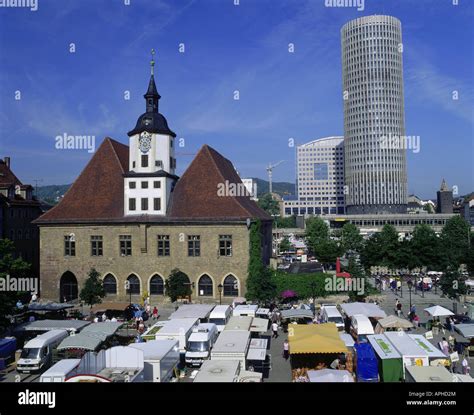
[440,337,450,356]
[449,317,455,333]
[462,356,470,375]
[283,339,289,360]
[272,321,279,338]
[396,279,401,292]
[152,306,158,319]
[412,314,420,328]
[344,315,351,334]
[395,299,402,317]
[382,279,386,291]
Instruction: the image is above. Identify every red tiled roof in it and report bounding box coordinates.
[36,138,128,222]
[35,139,270,223]
[0,159,22,187]
[168,145,271,221]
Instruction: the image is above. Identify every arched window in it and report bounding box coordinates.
[127,274,140,295]
[60,271,78,303]
[198,275,213,296]
[103,274,117,295]
[223,275,239,297]
[149,274,164,295]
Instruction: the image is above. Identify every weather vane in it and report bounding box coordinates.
[150,49,156,75]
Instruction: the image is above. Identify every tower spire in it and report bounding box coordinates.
[150,48,155,75]
[144,49,160,113]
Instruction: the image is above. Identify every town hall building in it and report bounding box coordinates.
[35,61,272,304]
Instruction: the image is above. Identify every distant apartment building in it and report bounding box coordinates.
[283,136,345,216]
[0,157,43,278]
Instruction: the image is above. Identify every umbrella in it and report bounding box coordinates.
[281,290,297,299]
[424,305,454,317]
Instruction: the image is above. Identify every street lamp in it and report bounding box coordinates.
[407,279,413,312]
[218,284,223,305]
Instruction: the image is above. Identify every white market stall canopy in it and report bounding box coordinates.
[454,324,474,339]
[424,305,454,317]
[368,335,401,360]
[250,318,269,333]
[14,319,90,333]
[169,304,215,320]
[408,334,447,359]
[375,315,413,332]
[307,369,354,383]
[57,322,123,351]
[340,302,387,319]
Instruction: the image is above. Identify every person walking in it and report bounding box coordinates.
[272,321,279,339]
[462,356,470,375]
[395,299,402,317]
[283,339,290,360]
[440,337,450,356]
[152,306,158,320]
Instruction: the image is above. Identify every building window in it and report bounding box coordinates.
[188,235,201,257]
[141,198,148,210]
[198,275,213,296]
[119,235,132,256]
[129,198,136,211]
[129,181,136,189]
[141,181,148,189]
[149,274,164,295]
[153,181,161,189]
[126,274,140,294]
[223,275,239,297]
[103,274,117,295]
[157,235,170,256]
[219,235,232,257]
[91,235,103,256]
[153,198,161,211]
[64,235,76,256]
[314,163,329,180]
[141,155,148,168]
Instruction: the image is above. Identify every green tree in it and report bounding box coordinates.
[165,269,192,302]
[378,224,400,270]
[257,193,280,216]
[341,223,363,254]
[466,233,474,276]
[275,215,297,228]
[272,271,328,299]
[314,239,343,264]
[279,236,292,253]
[79,268,106,311]
[246,220,277,303]
[410,224,442,271]
[440,216,470,270]
[394,238,417,272]
[0,239,32,331]
[439,268,467,300]
[360,233,383,273]
[346,259,370,302]
[305,217,329,254]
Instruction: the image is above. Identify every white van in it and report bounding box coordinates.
[208,305,232,332]
[350,314,374,343]
[233,304,258,317]
[17,329,69,373]
[321,306,344,331]
[185,323,219,367]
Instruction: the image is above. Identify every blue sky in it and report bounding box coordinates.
[0,0,473,199]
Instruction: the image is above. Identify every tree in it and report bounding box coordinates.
[440,216,470,270]
[0,239,32,331]
[165,269,192,302]
[279,236,292,253]
[346,259,370,302]
[305,217,329,253]
[79,268,105,310]
[410,224,441,271]
[272,271,328,299]
[341,223,363,254]
[360,233,383,273]
[314,239,343,264]
[246,220,276,303]
[466,233,474,276]
[439,268,467,300]
[394,238,417,272]
[378,224,400,271]
[275,215,297,228]
[257,193,280,216]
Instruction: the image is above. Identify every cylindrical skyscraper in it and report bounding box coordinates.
[341,15,407,214]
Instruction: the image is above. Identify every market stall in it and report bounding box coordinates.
[384,331,429,377]
[408,334,448,365]
[367,334,403,382]
[288,323,350,380]
[340,302,387,319]
[354,343,379,382]
[307,369,354,383]
[374,315,413,334]
[405,365,454,383]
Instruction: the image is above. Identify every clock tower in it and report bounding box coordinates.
[124,50,178,216]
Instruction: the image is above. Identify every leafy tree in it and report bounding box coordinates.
[360,233,383,273]
[378,224,400,270]
[314,239,343,264]
[394,238,417,272]
[440,216,470,270]
[346,259,371,302]
[165,269,192,302]
[0,239,32,331]
[246,220,277,303]
[341,223,363,254]
[79,268,105,310]
[305,217,329,253]
[279,236,292,253]
[466,234,474,276]
[275,215,297,228]
[272,271,329,299]
[257,193,280,216]
[439,268,467,300]
[410,224,441,271]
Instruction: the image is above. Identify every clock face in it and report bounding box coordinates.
[139,132,152,153]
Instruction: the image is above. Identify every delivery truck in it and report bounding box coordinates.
[185,323,219,367]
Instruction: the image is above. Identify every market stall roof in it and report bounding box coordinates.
[340,302,386,319]
[193,360,240,383]
[406,365,453,382]
[377,315,413,330]
[249,338,268,350]
[307,369,354,383]
[41,359,81,378]
[339,333,355,348]
[224,316,253,331]
[280,309,314,320]
[130,340,178,360]
[453,374,474,382]
[454,324,474,339]
[28,303,74,312]
[250,318,269,333]
[408,334,447,359]
[424,305,454,317]
[169,304,215,320]
[57,322,122,351]
[367,335,401,360]
[14,319,90,333]
[288,323,348,354]
[384,331,429,357]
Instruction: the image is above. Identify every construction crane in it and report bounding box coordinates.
[266,160,284,194]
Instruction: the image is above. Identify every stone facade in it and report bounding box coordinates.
[39,222,255,303]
